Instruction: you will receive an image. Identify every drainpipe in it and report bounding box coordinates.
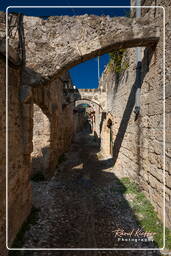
[134,0,142,115]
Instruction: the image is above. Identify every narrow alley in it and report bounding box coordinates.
[12,123,160,255]
[1,3,171,255]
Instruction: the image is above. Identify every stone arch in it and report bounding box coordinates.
[24,15,159,82]
[31,104,50,179]
[75,98,102,137]
[75,98,102,110]
[76,102,92,108]
[29,73,75,178]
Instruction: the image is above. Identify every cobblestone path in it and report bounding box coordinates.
[18,130,161,256]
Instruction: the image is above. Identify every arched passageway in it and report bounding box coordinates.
[75,103,94,133]
[75,98,103,138]
[31,104,50,179]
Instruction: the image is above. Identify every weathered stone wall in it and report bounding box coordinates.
[0,12,33,252]
[100,1,171,230]
[135,0,171,230]
[101,113,114,156]
[73,110,86,134]
[0,56,9,256]
[0,56,32,253]
[0,55,77,254]
[31,72,75,178]
[31,104,50,176]
[141,0,171,231]
[0,57,6,255]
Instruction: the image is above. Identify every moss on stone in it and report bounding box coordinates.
[120,177,171,249]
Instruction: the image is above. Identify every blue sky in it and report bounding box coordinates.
[1,0,130,88]
[70,54,110,89]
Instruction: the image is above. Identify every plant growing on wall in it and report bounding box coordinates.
[107,48,129,84]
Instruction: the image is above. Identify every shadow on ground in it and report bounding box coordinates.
[10,124,161,256]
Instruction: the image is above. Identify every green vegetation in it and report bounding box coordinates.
[107,49,129,80]
[119,177,171,249]
[9,206,40,254]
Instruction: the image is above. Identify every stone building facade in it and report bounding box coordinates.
[100,0,171,230]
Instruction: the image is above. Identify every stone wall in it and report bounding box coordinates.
[73,109,86,134]
[0,12,33,252]
[31,71,75,178]
[142,0,171,231]
[31,104,50,177]
[100,0,171,230]
[0,38,76,253]
[0,55,32,253]
[0,56,7,255]
[143,0,171,232]
[101,112,114,156]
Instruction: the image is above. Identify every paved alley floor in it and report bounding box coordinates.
[15,130,161,256]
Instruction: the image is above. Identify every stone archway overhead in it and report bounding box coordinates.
[75,98,102,109]
[71,87,107,110]
[24,15,160,81]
